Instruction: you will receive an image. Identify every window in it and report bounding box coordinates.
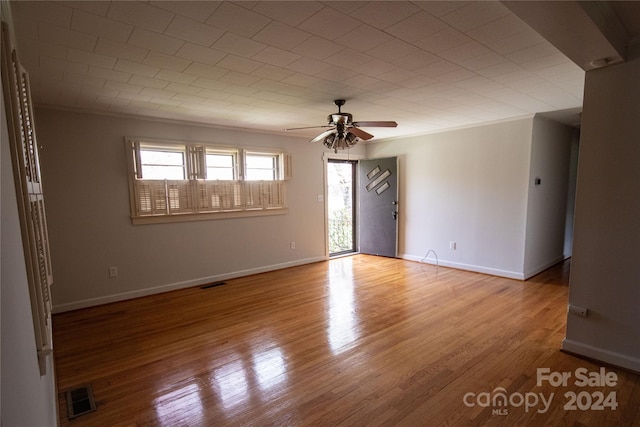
[126,139,291,224]
[139,144,186,179]
[245,152,279,180]
[206,149,237,180]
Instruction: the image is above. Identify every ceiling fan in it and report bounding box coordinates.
[285,99,397,152]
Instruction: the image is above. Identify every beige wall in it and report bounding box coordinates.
[523,116,573,278]
[367,116,574,280]
[367,118,535,279]
[35,108,359,311]
[563,50,640,371]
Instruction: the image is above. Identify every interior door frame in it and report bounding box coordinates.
[322,152,364,258]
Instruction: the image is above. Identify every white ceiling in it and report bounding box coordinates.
[7,1,595,140]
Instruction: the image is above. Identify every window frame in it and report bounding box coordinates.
[244,150,281,181]
[125,138,291,224]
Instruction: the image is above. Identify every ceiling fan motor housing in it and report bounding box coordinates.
[328,112,352,125]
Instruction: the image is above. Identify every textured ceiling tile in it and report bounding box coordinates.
[385,11,449,42]
[128,28,184,55]
[113,59,160,78]
[62,71,105,89]
[366,38,422,62]
[414,27,472,54]
[13,1,72,27]
[38,22,97,51]
[164,15,224,47]
[218,70,262,86]
[251,1,324,26]
[205,2,270,38]
[324,49,375,69]
[129,75,170,89]
[40,55,88,74]
[474,61,523,79]
[70,9,133,43]
[150,1,221,23]
[154,70,197,85]
[67,48,116,70]
[94,38,147,62]
[415,60,461,78]
[352,59,397,77]
[350,1,420,29]
[86,65,131,83]
[58,1,109,16]
[291,36,344,60]
[217,55,263,73]
[253,21,312,51]
[438,41,493,63]
[165,82,202,96]
[183,62,228,80]
[440,1,510,32]
[175,43,226,66]
[335,24,393,52]
[192,78,229,92]
[107,2,174,33]
[104,80,144,94]
[507,43,560,65]
[143,52,192,73]
[298,7,361,40]
[251,64,294,81]
[466,14,529,45]
[286,57,333,76]
[397,50,441,71]
[252,46,301,67]
[413,1,470,18]
[213,33,267,57]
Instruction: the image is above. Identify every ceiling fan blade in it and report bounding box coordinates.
[310,128,336,143]
[352,121,398,128]
[348,127,374,141]
[284,125,333,131]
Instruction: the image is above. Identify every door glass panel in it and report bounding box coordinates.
[327,160,356,255]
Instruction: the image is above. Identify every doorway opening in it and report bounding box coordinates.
[327,159,357,256]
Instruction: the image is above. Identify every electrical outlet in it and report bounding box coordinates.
[568,304,588,317]
[290,241,296,250]
[109,267,118,278]
[449,241,456,250]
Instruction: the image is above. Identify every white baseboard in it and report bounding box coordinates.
[561,339,640,373]
[401,254,524,280]
[52,256,327,313]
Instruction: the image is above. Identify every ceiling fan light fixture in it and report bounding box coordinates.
[346,132,358,145]
[285,99,396,152]
[323,133,336,150]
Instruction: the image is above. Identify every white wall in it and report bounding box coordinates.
[1,6,58,421]
[563,50,640,371]
[523,116,573,278]
[367,118,534,279]
[35,108,357,311]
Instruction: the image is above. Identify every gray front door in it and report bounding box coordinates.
[358,157,398,257]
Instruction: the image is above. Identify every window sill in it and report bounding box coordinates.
[131,207,288,225]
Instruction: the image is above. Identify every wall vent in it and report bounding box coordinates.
[66,384,96,419]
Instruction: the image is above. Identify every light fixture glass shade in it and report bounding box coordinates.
[323,131,359,152]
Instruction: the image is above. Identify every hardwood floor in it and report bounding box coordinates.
[53,255,640,426]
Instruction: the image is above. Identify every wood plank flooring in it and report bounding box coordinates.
[52,255,640,426]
